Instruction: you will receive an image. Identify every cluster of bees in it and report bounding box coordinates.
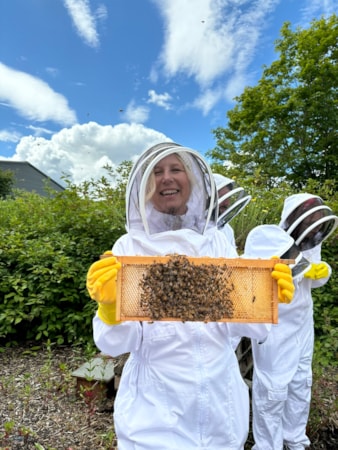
[139,254,234,322]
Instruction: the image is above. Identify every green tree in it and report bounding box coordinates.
[208,15,338,189]
[0,168,14,199]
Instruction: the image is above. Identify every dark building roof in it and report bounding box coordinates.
[0,161,65,196]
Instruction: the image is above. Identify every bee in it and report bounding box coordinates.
[139,254,235,322]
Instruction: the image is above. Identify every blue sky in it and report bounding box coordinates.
[0,0,336,186]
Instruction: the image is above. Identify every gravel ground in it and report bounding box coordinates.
[0,344,336,450]
[0,344,119,450]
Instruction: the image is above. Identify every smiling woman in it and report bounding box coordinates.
[129,143,216,235]
[85,141,287,450]
[146,153,192,216]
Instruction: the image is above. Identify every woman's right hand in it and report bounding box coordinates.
[86,252,121,304]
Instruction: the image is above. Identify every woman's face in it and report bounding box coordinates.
[150,154,191,215]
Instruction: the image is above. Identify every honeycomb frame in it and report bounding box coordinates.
[115,256,292,323]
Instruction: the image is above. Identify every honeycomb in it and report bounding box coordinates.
[115,255,287,323]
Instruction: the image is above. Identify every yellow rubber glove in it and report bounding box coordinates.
[86,252,122,325]
[97,302,119,326]
[316,263,329,279]
[304,264,316,280]
[271,263,295,304]
[304,263,329,280]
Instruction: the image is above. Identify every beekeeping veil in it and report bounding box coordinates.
[213,173,251,229]
[126,142,218,235]
[279,193,338,251]
[243,224,311,279]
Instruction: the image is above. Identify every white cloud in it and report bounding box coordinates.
[63,0,102,48]
[299,0,338,26]
[0,130,22,143]
[124,101,150,124]
[192,88,223,116]
[10,122,172,185]
[0,63,77,126]
[96,4,108,21]
[25,125,54,136]
[147,90,173,110]
[223,73,248,103]
[152,0,280,107]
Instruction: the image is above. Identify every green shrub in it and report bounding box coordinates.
[0,175,336,364]
[312,236,338,367]
[0,182,125,346]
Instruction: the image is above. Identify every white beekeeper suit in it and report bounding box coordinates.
[92,143,271,450]
[244,193,336,450]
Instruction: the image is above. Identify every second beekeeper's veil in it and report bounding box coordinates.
[213,173,251,228]
[126,142,218,235]
[243,224,311,279]
[279,193,338,251]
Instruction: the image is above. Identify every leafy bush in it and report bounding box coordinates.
[0,180,125,346]
[0,168,14,199]
[0,174,336,367]
[312,236,338,366]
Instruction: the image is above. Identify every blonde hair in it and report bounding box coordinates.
[145,153,196,203]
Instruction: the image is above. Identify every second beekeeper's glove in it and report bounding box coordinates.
[271,263,295,304]
[304,262,329,280]
[86,251,122,325]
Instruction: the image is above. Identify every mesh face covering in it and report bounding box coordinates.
[128,142,182,184]
[213,173,251,228]
[284,199,338,251]
[217,189,251,228]
[126,143,218,235]
[126,142,183,232]
[293,215,337,251]
[283,198,324,230]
